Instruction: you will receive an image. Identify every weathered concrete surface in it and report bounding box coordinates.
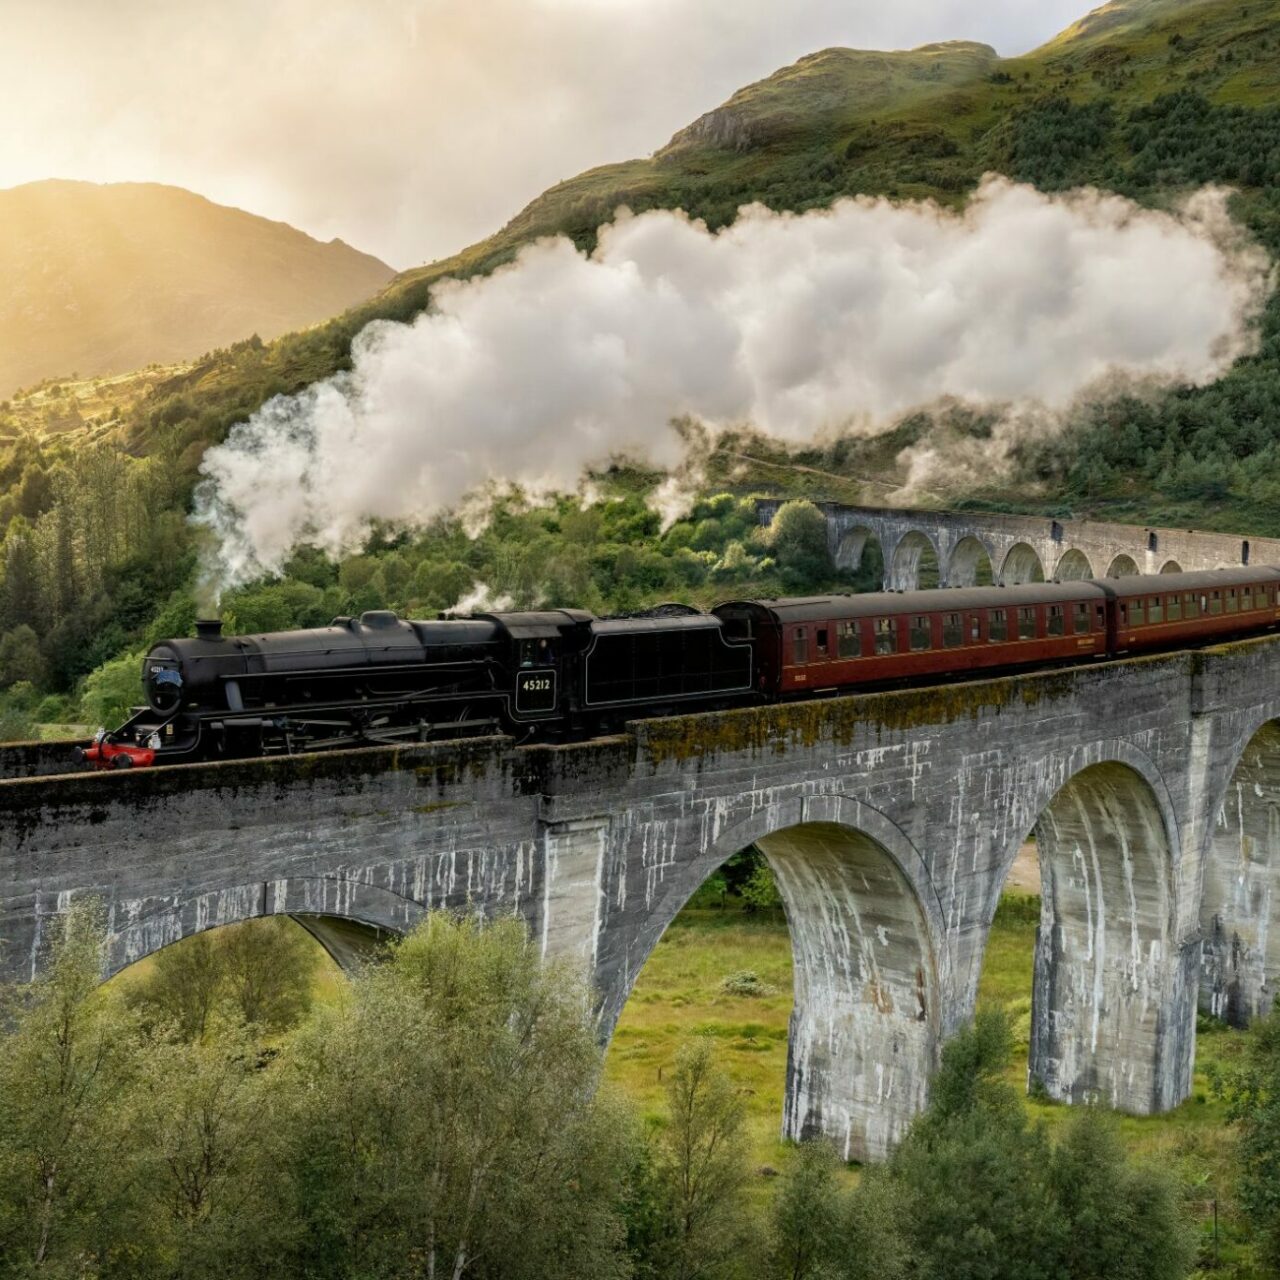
[756,500,1276,590]
[763,822,938,1157]
[1201,722,1280,1025]
[0,739,91,780]
[5,637,1280,1158]
[1032,763,1179,1109]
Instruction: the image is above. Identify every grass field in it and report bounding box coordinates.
[603,884,1257,1270]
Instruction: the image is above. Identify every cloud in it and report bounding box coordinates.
[193,178,1272,592]
[2,0,1099,266]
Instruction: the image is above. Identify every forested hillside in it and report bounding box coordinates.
[0,180,394,396]
[3,0,1280,731]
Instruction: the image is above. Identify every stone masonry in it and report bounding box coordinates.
[756,500,1279,590]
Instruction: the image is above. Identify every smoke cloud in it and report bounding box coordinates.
[195,177,1271,593]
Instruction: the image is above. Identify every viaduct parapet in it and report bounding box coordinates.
[5,637,1280,1160]
[756,500,1278,591]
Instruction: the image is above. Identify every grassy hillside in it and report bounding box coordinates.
[4,0,1280,720]
[0,180,393,398]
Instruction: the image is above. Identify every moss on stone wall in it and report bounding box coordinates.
[632,651,1196,768]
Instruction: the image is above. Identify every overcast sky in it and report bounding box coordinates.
[1,0,1098,268]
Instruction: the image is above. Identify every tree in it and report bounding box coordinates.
[1049,1106,1194,1280]
[0,518,40,632]
[768,501,830,586]
[650,1038,755,1280]
[769,1140,843,1280]
[866,1010,1194,1280]
[217,918,317,1033]
[885,1010,1067,1280]
[128,929,224,1042]
[0,901,152,1275]
[0,624,44,688]
[1221,998,1280,1271]
[835,1170,913,1280]
[78,647,145,728]
[135,1028,294,1279]
[282,913,631,1280]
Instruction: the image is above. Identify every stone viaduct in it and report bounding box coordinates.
[757,500,1280,591]
[4,634,1280,1161]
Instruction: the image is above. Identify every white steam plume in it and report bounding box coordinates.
[446,582,515,616]
[195,177,1271,593]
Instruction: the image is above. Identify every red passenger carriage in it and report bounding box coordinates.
[715,583,1110,697]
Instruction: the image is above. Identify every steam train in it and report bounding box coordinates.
[75,566,1280,769]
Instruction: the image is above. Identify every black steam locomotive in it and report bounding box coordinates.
[76,566,1280,769]
[76,604,755,768]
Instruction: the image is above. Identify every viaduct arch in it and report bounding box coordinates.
[6,633,1280,1159]
[759,501,1275,591]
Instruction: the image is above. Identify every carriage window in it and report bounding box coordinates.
[1074,602,1091,634]
[1148,596,1163,624]
[1018,607,1037,640]
[1241,588,1253,611]
[910,616,932,651]
[970,615,981,643]
[1210,591,1222,616]
[1226,589,1238,615]
[837,621,859,658]
[1047,605,1065,636]
[1166,595,1182,621]
[874,618,897,655]
[1185,593,1200,620]
[943,613,963,647]
[1129,599,1145,626]
[793,627,808,664]
[989,609,1008,642]
[816,628,829,657]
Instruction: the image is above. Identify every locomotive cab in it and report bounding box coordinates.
[477,610,593,726]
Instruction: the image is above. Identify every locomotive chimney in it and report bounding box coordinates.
[195,618,224,641]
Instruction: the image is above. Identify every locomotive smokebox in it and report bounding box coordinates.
[195,618,224,641]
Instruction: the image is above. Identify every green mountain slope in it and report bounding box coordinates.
[4,0,1280,712]
[0,180,394,398]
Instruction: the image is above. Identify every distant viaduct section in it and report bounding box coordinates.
[5,633,1280,1162]
[756,500,1277,591]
